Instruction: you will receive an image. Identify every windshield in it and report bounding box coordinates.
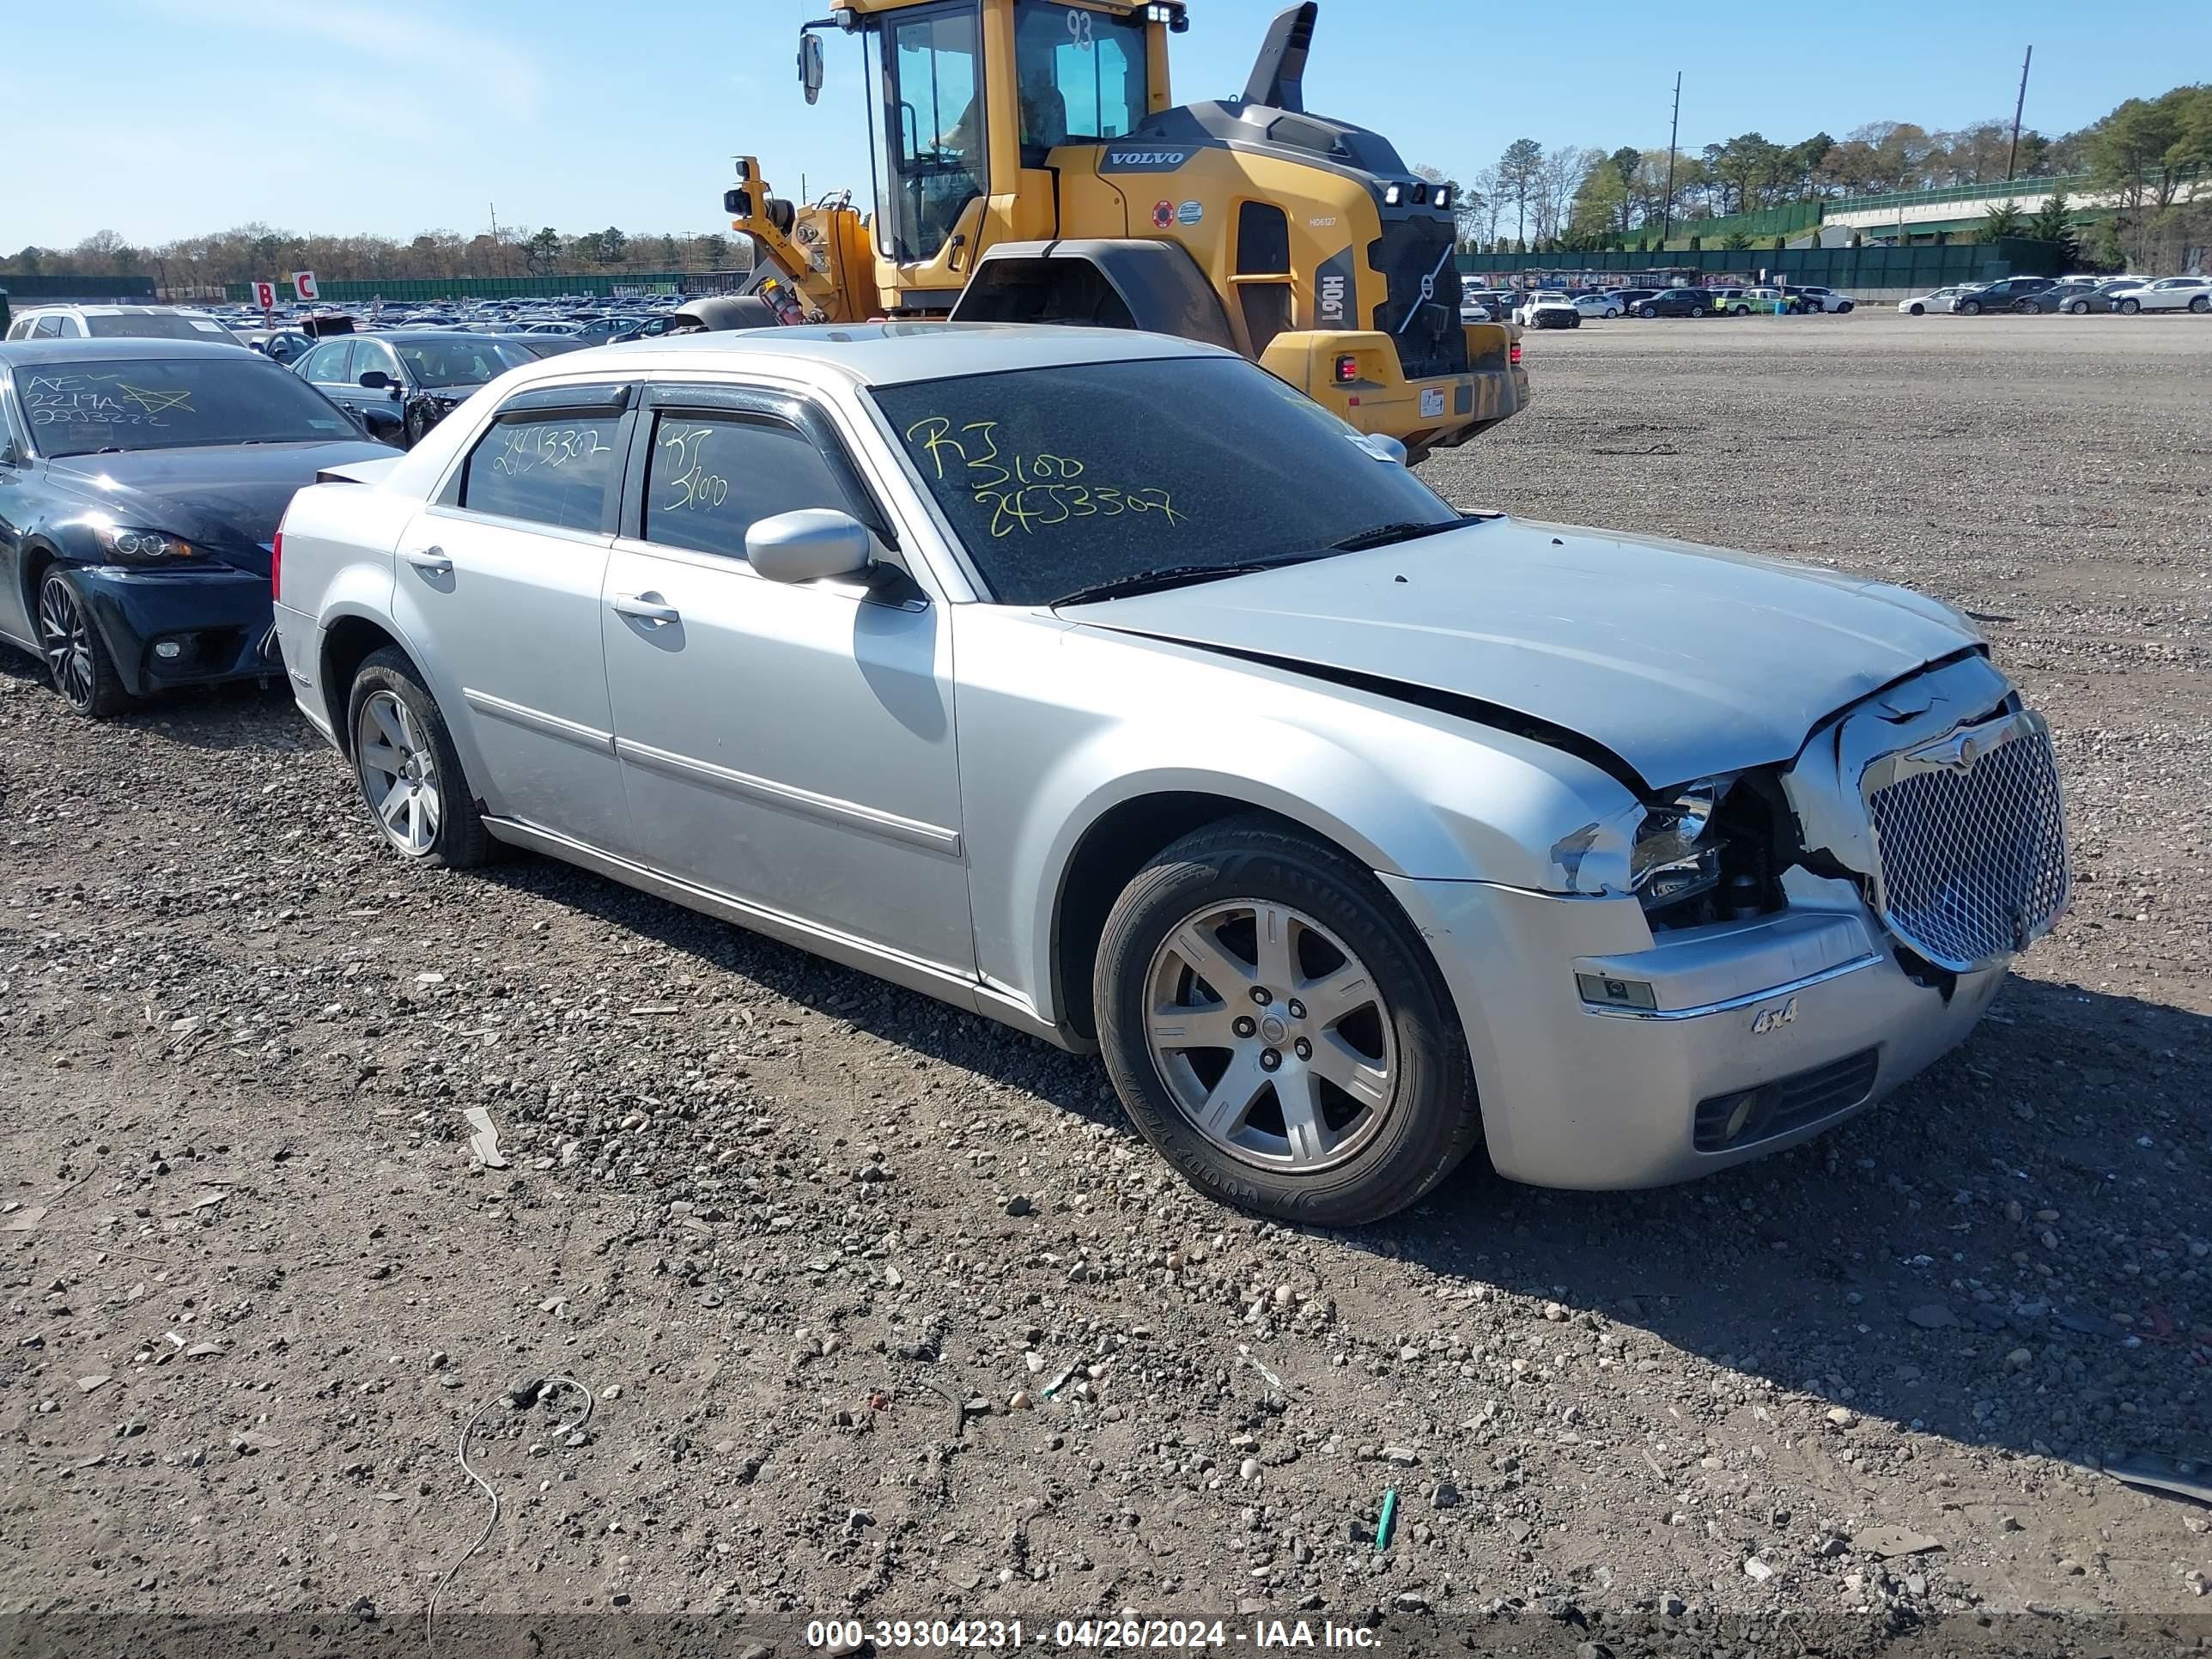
[87,312,240,343]
[18,357,360,457]
[871,356,1460,606]
[393,337,535,386]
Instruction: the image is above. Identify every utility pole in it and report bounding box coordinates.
[1661,70,1682,251]
[2006,46,2033,181]
[489,203,502,276]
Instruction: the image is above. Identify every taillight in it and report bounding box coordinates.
[1510,341,1522,366]
[1334,354,1359,385]
[270,528,283,603]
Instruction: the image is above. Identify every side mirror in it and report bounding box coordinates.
[745,507,872,585]
[358,370,392,390]
[799,32,824,105]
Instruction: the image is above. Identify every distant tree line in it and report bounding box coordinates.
[2,224,754,293]
[1419,83,2210,270]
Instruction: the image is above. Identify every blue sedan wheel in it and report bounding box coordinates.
[37,570,128,719]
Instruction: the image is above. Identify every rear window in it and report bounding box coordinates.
[21,357,361,457]
[86,313,240,343]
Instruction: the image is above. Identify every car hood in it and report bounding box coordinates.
[44,441,392,574]
[1055,517,1981,788]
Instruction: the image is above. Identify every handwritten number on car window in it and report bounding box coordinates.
[902,414,1182,538]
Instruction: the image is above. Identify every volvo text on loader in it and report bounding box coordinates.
[721,1,1527,461]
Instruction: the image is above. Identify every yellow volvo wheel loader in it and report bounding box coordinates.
[723,0,1526,460]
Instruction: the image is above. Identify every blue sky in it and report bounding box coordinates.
[11,0,2198,247]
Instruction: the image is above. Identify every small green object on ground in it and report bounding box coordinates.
[1376,1487,1399,1553]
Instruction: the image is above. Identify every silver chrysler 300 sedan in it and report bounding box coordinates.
[270,325,2069,1225]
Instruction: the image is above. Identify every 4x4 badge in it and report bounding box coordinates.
[1750,997,1798,1036]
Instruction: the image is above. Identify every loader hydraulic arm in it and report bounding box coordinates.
[724,157,873,323]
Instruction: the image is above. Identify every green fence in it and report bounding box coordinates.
[219,270,746,304]
[1457,239,2064,289]
[0,273,159,301]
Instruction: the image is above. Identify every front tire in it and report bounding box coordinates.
[36,568,129,719]
[2068,301,2088,314]
[1639,304,1658,319]
[1095,817,1483,1227]
[2118,298,2140,314]
[1908,303,1925,315]
[346,648,494,868]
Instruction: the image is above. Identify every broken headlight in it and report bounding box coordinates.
[1632,779,1729,912]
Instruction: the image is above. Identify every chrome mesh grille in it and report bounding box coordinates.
[1865,720,2069,972]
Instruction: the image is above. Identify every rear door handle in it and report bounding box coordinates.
[404,546,453,575]
[612,592,680,626]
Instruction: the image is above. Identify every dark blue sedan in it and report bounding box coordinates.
[0,339,392,717]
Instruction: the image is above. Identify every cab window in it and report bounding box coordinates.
[871,2,986,265]
[1013,1,1150,166]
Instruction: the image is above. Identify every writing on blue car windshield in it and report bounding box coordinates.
[19,359,361,457]
[870,356,1461,607]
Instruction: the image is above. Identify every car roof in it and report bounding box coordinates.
[0,337,267,368]
[483,322,1226,391]
[10,303,208,317]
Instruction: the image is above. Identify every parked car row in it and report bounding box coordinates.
[1468,283,1856,325]
[1899,273,2211,316]
[0,322,2073,1226]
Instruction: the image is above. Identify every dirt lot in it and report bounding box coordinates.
[3,313,2208,1650]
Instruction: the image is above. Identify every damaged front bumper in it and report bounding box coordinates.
[1382,868,2006,1191]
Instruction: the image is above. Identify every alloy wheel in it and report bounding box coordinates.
[1143,900,1397,1173]
[37,576,95,711]
[356,689,442,855]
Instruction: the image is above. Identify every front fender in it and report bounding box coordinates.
[952,611,1638,1022]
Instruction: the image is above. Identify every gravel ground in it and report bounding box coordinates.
[3,313,2208,1649]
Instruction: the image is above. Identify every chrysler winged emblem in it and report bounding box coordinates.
[1910,729,1984,774]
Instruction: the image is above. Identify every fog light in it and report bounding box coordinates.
[1576,973,1657,1012]
[154,641,184,659]
[1723,1090,1763,1144]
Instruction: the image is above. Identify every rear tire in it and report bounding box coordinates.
[2191,295,2209,313]
[346,648,495,869]
[1688,306,1705,318]
[1095,817,1483,1227]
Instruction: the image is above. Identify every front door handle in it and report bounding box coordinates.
[612,592,680,626]
[404,546,453,575]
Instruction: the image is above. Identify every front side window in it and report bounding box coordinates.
[19,356,363,457]
[1013,2,1149,165]
[299,339,353,384]
[872,356,1458,607]
[352,339,403,385]
[459,408,624,532]
[641,413,854,561]
[871,2,985,264]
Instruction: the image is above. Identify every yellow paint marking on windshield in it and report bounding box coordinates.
[117,385,194,416]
